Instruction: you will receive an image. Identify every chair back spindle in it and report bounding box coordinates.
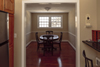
[59,32,63,42]
[83,50,93,67]
[46,31,53,34]
[35,32,39,42]
[35,32,44,51]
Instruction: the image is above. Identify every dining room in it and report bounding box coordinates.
[25,3,76,67]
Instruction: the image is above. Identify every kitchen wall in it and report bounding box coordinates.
[68,8,76,49]
[26,11,32,45]
[80,0,98,66]
[31,13,68,41]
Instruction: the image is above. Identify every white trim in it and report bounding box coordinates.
[30,39,68,41]
[76,1,80,67]
[22,1,77,3]
[31,31,67,33]
[68,31,76,37]
[22,2,26,67]
[62,40,68,42]
[26,40,34,47]
[26,31,76,36]
[32,40,67,42]
[30,10,69,13]
[67,40,76,50]
[29,40,36,42]
[26,32,32,35]
[37,27,63,29]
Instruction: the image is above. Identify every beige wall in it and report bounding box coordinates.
[31,13,68,40]
[14,0,22,67]
[80,0,98,67]
[68,8,75,35]
[68,8,76,48]
[97,0,100,30]
[26,11,32,45]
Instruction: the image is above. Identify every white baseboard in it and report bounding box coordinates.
[26,32,31,35]
[62,40,68,42]
[31,31,67,33]
[26,40,34,47]
[26,40,76,51]
[67,31,76,37]
[67,40,76,51]
[32,40,68,42]
[62,40,76,51]
[32,40,36,42]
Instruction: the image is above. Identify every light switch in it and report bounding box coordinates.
[14,33,17,38]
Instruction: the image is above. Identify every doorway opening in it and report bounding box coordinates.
[22,1,80,67]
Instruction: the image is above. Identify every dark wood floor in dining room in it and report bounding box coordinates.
[26,42,76,67]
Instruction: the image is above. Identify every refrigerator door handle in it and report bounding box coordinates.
[0,40,8,46]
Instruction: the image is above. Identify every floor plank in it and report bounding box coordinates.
[26,42,76,67]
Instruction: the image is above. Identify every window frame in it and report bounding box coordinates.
[37,15,63,28]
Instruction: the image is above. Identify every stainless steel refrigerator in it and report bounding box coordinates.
[0,12,9,67]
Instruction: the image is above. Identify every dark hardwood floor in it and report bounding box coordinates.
[26,42,76,67]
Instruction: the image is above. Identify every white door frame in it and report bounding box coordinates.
[22,1,80,67]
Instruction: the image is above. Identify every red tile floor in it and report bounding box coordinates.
[26,42,76,67]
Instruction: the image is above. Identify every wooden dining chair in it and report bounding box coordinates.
[83,50,93,67]
[35,32,44,51]
[46,31,53,34]
[53,32,63,51]
[43,35,54,56]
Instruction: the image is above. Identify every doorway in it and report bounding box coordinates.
[22,1,80,67]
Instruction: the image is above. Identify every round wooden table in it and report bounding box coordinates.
[40,34,59,53]
[40,34,59,41]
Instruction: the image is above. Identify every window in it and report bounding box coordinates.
[39,17,49,27]
[51,17,61,27]
[38,15,63,28]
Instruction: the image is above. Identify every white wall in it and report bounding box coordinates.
[26,11,32,45]
[68,8,76,49]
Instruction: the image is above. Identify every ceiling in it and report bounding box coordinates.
[26,3,75,13]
